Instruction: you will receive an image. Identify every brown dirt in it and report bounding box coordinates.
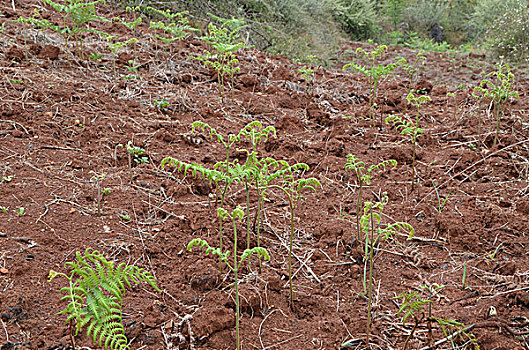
[1,2,529,350]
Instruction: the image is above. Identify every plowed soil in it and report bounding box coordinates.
[1,2,528,349]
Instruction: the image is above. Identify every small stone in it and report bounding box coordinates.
[0,267,8,274]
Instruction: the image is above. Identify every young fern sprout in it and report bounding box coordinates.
[160,156,229,270]
[146,8,198,57]
[473,62,519,147]
[48,248,161,350]
[187,208,270,350]
[191,14,247,102]
[113,10,142,59]
[107,37,138,80]
[36,0,109,60]
[386,91,430,189]
[125,141,147,183]
[189,121,268,268]
[344,155,397,243]
[418,283,445,344]
[265,160,321,308]
[400,51,426,90]
[343,45,405,124]
[298,55,315,94]
[221,156,260,251]
[238,122,276,253]
[359,195,414,347]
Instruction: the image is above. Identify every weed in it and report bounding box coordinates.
[147,8,198,58]
[123,59,141,80]
[89,52,103,61]
[237,122,276,253]
[160,157,229,270]
[446,83,465,119]
[120,213,131,221]
[48,248,161,350]
[107,37,138,80]
[16,207,25,216]
[473,62,519,147]
[297,56,315,94]
[153,98,169,112]
[0,206,7,213]
[434,318,479,349]
[113,7,142,59]
[17,0,109,60]
[462,262,467,289]
[102,188,111,196]
[0,175,13,183]
[343,45,405,124]
[431,180,450,213]
[400,51,426,90]
[162,121,275,271]
[89,171,105,216]
[485,242,503,262]
[344,155,397,243]
[187,208,270,350]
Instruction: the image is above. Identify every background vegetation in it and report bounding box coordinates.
[118,0,529,64]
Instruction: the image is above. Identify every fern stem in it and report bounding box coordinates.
[356,181,363,243]
[231,215,240,350]
[256,181,263,273]
[245,181,251,251]
[366,207,375,347]
[218,183,229,272]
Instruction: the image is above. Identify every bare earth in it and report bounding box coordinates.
[1,2,528,349]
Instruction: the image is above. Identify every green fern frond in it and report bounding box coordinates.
[240,247,270,263]
[50,248,161,350]
[187,238,231,263]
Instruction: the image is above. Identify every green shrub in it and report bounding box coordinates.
[401,0,447,34]
[468,0,523,41]
[382,0,408,31]
[326,0,378,40]
[486,5,529,62]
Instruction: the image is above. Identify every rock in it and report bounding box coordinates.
[193,305,234,339]
[429,23,444,43]
[39,45,60,60]
[5,47,24,62]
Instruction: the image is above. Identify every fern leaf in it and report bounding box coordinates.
[110,333,129,350]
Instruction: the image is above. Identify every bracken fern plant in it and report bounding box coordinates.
[386,91,430,189]
[28,0,109,60]
[187,208,270,350]
[343,45,405,124]
[48,248,162,350]
[473,62,519,147]
[344,154,397,243]
[265,159,321,308]
[359,194,414,347]
[146,7,198,59]
[191,14,247,103]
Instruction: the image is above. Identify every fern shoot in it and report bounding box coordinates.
[187,208,270,350]
[344,155,397,243]
[48,248,162,350]
[266,160,321,308]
